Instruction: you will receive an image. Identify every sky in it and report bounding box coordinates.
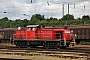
[0,0,90,20]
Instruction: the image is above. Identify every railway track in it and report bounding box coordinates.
[0,43,90,60]
[0,47,90,60]
[0,49,88,59]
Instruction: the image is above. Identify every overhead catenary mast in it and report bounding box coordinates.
[62,4,64,17]
[31,0,32,3]
[68,4,69,14]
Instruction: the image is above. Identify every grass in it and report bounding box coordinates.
[0,53,86,60]
[73,52,76,59]
[80,41,90,45]
[68,58,71,60]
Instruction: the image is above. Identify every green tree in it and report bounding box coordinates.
[82,15,90,20]
[0,17,9,21]
[61,14,74,20]
[23,19,29,27]
[76,17,82,20]
[33,14,45,21]
[49,17,58,21]
[14,19,21,27]
[30,15,38,24]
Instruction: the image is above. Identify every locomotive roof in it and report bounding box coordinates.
[27,25,39,28]
[40,28,66,31]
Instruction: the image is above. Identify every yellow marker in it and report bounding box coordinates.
[69,42,76,47]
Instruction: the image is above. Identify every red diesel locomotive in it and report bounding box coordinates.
[11,25,75,48]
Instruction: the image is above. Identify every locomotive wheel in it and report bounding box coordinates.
[27,45,36,48]
[16,44,19,47]
[18,45,22,48]
[16,42,28,48]
[44,44,49,49]
[16,44,22,48]
[27,45,31,48]
[60,46,66,49]
[33,46,36,48]
[18,43,23,48]
[15,43,21,48]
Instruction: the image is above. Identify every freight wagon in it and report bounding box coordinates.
[68,25,90,44]
[0,28,17,42]
[11,25,75,48]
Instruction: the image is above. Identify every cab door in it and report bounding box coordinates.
[26,28,36,40]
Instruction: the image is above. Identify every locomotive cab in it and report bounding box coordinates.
[26,25,38,40]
